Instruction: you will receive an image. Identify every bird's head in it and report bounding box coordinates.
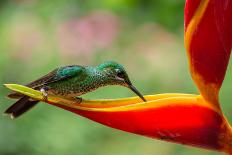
[97,61,146,102]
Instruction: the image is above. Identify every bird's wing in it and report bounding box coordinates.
[27,65,85,89]
[7,65,86,99]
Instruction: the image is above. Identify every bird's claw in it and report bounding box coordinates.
[40,87,48,101]
[73,97,82,104]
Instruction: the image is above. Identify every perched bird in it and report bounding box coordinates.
[5,61,146,119]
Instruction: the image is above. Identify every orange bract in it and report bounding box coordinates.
[185,0,232,109]
[4,84,232,153]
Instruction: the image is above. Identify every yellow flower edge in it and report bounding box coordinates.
[5,84,232,154]
[4,84,219,113]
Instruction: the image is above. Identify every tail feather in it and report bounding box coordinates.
[4,96,39,119]
[7,92,24,99]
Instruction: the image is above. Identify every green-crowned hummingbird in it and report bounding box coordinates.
[5,61,146,118]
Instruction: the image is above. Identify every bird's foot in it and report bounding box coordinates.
[40,87,49,101]
[73,97,82,104]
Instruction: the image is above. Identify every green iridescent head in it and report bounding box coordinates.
[97,61,146,102]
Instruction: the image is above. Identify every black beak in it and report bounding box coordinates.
[128,85,147,102]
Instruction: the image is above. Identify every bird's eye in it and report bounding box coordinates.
[116,70,124,78]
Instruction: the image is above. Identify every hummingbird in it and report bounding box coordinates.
[4,61,146,119]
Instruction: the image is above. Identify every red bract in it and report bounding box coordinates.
[54,98,225,151]
[185,0,232,108]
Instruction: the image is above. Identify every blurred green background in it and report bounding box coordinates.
[0,0,231,155]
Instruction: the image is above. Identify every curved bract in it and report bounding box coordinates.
[185,0,232,109]
[4,84,232,153]
[184,0,232,154]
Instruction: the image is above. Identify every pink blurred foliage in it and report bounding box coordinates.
[9,17,45,61]
[57,11,120,59]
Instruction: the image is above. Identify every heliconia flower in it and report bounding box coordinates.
[185,0,232,109]
[4,0,232,154]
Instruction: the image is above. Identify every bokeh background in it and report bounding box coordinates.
[0,0,231,155]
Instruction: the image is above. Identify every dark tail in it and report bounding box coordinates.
[7,92,24,99]
[4,96,39,119]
